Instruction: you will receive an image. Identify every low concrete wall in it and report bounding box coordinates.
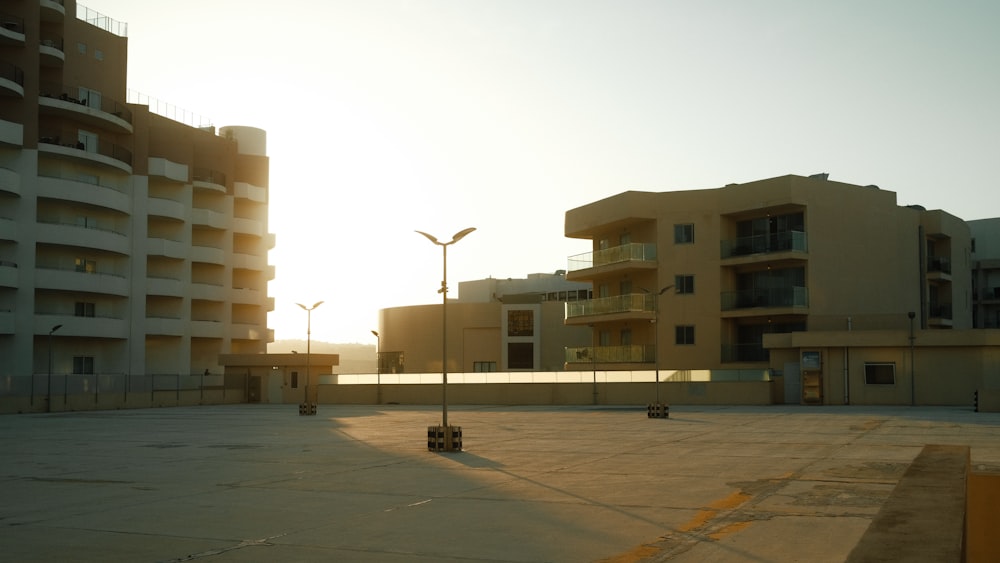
[846,444,969,563]
[320,381,775,406]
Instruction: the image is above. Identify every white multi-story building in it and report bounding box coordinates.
[0,2,274,388]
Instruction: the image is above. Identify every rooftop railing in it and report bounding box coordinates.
[77,4,127,37]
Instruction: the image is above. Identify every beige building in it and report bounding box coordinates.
[563,174,973,377]
[376,273,591,373]
[0,3,274,388]
[970,218,1000,329]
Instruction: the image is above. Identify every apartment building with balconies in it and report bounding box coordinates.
[563,174,972,372]
[970,218,1000,329]
[0,1,274,388]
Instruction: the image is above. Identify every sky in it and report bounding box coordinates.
[85,0,1000,345]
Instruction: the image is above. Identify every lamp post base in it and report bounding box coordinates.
[427,425,462,451]
[298,403,317,416]
[647,403,670,419]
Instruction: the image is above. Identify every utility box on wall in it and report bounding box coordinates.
[801,350,823,404]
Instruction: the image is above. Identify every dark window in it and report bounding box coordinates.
[73,356,94,374]
[675,325,695,345]
[291,371,298,388]
[675,275,694,294]
[507,310,534,337]
[864,363,896,385]
[508,342,534,369]
[75,302,95,317]
[674,224,694,244]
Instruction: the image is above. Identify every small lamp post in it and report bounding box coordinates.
[643,285,673,418]
[417,227,476,451]
[296,301,323,415]
[46,324,62,413]
[371,329,381,404]
[908,311,916,406]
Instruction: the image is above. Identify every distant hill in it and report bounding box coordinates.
[268,340,376,374]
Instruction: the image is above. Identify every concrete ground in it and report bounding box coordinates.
[1,404,998,563]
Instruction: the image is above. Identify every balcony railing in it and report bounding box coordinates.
[929,304,953,320]
[566,293,653,319]
[721,343,769,363]
[928,257,951,275]
[193,167,227,187]
[0,61,24,86]
[567,242,656,272]
[39,81,133,124]
[721,231,807,259]
[721,287,809,311]
[1,13,26,35]
[38,130,132,166]
[565,345,655,364]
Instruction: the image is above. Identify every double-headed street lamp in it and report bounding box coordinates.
[296,300,323,414]
[416,227,475,436]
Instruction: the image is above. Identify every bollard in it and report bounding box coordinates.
[427,425,462,451]
[647,403,669,419]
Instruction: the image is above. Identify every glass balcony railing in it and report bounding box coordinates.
[39,81,132,124]
[929,304,953,320]
[565,293,654,319]
[721,287,809,311]
[721,231,807,259]
[565,345,655,364]
[567,242,656,272]
[927,257,951,275]
[721,343,769,363]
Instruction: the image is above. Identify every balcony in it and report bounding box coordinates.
[0,166,20,195]
[147,197,186,221]
[232,216,263,236]
[230,322,265,340]
[566,243,657,281]
[565,345,655,365]
[190,319,223,338]
[146,276,183,297]
[38,131,132,173]
[193,167,226,193]
[0,60,24,97]
[721,287,809,312]
[39,36,65,66]
[38,83,133,133]
[191,207,227,229]
[927,257,952,281]
[929,304,953,328]
[34,267,129,296]
[148,157,189,183]
[721,343,769,363]
[565,293,654,324]
[147,237,186,259]
[145,316,184,336]
[0,117,23,147]
[36,221,130,255]
[40,0,66,22]
[721,231,808,260]
[0,217,15,241]
[190,282,225,302]
[232,287,262,305]
[36,175,130,213]
[0,259,16,288]
[191,244,224,265]
[234,181,266,203]
[231,252,266,271]
[34,314,128,338]
[0,14,26,45]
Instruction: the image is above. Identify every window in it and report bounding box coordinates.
[674,224,694,244]
[77,130,98,152]
[675,275,694,294]
[77,42,87,54]
[73,356,95,375]
[620,328,632,345]
[75,258,96,273]
[94,49,104,61]
[675,325,695,345]
[290,371,298,388]
[74,302,95,317]
[507,310,534,337]
[507,343,533,369]
[473,361,497,373]
[78,87,102,110]
[864,363,896,385]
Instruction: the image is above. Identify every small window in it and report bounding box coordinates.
[290,371,299,388]
[94,49,104,61]
[675,325,695,345]
[75,302,95,317]
[77,42,87,55]
[674,224,694,244]
[473,361,497,373]
[864,363,896,385]
[675,275,695,294]
[73,356,95,375]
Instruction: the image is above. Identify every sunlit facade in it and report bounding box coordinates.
[376,273,592,373]
[0,1,274,382]
[563,174,973,372]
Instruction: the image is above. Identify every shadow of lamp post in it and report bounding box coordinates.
[416,227,476,452]
[642,285,674,418]
[296,300,323,415]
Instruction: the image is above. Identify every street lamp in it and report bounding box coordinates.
[46,324,62,413]
[643,285,674,418]
[371,329,381,404]
[908,311,916,406]
[296,301,323,415]
[417,227,475,451]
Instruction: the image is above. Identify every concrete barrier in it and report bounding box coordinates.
[846,444,969,563]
